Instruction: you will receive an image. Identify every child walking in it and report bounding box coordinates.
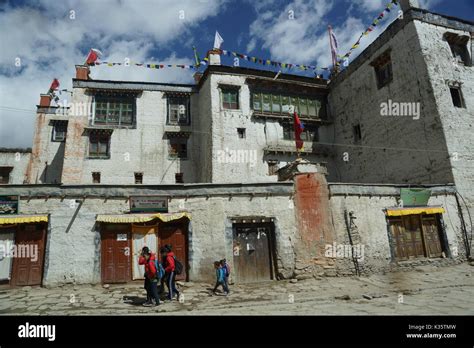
[212,261,229,295]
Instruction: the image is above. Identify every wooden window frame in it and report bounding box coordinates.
[282,123,319,142]
[0,167,13,184]
[134,172,143,184]
[92,172,101,184]
[267,160,279,176]
[89,132,111,159]
[167,96,190,125]
[371,50,393,89]
[251,91,322,119]
[175,173,184,183]
[449,86,465,108]
[94,95,135,126]
[221,87,240,110]
[168,138,188,159]
[51,123,67,142]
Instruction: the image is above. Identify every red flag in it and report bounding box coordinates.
[85,48,102,65]
[48,78,60,93]
[293,111,304,152]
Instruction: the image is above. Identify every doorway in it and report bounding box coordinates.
[10,223,47,287]
[100,224,132,283]
[232,222,276,283]
[388,213,445,261]
[158,219,188,281]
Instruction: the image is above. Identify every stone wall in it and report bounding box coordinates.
[328,184,467,276]
[328,20,453,185]
[0,183,296,285]
[0,150,30,184]
[61,85,200,185]
[415,19,474,256]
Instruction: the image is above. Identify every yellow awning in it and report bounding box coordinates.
[385,207,445,217]
[0,214,49,224]
[96,212,190,223]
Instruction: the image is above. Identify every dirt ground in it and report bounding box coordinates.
[1,262,473,315]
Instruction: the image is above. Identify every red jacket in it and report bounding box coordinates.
[164,251,175,273]
[138,253,157,279]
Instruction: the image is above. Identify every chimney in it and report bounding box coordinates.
[75,65,90,80]
[399,0,420,12]
[39,94,52,107]
[207,49,221,66]
[193,72,203,84]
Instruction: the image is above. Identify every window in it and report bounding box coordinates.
[167,96,190,125]
[353,124,362,143]
[267,161,279,176]
[0,167,13,184]
[252,92,322,119]
[169,138,187,159]
[89,132,110,158]
[175,173,184,183]
[283,124,319,142]
[52,122,67,142]
[92,172,101,184]
[371,51,393,89]
[221,88,239,109]
[94,95,135,126]
[237,128,246,138]
[134,172,143,184]
[444,32,471,65]
[449,87,465,108]
[388,214,444,260]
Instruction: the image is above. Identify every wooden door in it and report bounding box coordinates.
[421,215,443,258]
[402,215,425,259]
[158,221,188,281]
[101,224,131,283]
[233,224,273,283]
[389,217,408,260]
[11,223,46,286]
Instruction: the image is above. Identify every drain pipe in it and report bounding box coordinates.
[344,209,360,276]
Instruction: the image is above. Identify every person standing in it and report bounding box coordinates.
[138,247,160,307]
[163,244,180,301]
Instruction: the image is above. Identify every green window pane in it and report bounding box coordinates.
[272,95,281,113]
[263,94,271,112]
[290,97,299,113]
[315,100,321,116]
[253,93,261,111]
[281,96,290,114]
[308,99,317,117]
[299,98,308,116]
[90,141,98,155]
[99,141,108,155]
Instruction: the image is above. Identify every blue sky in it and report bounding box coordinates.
[0,0,473,147]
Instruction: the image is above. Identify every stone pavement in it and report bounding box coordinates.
[0,263,473,315]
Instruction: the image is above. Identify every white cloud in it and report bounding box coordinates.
[248,0,334,64]
[246,0,399,71]
[418,0,442,9]
[0,0,226,147]
[357,0,385,12]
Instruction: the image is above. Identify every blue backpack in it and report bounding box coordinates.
[154,259,165,279]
